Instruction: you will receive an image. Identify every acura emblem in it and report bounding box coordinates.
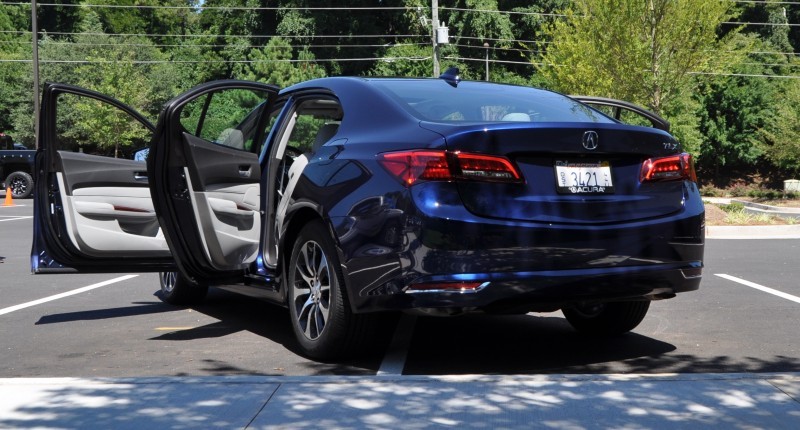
[582,131,599,150]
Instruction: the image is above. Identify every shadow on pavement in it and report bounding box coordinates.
[404,313,800,375]
[35,302,174,324]
[172,288,388,376]
[30,288,800,376]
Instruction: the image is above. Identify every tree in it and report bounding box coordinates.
[234,37,326,87]
[371,42,432,78]
[0,4,31,135]
[537,0,741,115]
[758,77,800,174]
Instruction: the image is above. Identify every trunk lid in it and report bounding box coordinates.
[421,121,687,224]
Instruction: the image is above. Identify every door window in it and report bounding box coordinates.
[178,89,271,153]
[54,93,153,159]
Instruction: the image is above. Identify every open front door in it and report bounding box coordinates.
[32,83,173,273]
[148,80,279,285]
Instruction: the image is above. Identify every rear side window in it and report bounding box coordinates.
[178,89,271,153]
[372,79,614,124]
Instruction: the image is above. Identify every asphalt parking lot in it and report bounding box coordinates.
[2,198,800,378]
[3,196,800,428]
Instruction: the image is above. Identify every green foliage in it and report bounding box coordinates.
[699,185,723,197]
[538,0,742,115]
[371,42,432,78]
[695,35,800,178]
[180,89,264,145]
[757,72,800,173]
[234,38,326,87]
[0,4,31,136]
[720,201,746,213]
[0,0,796,184]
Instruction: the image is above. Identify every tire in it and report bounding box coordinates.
[287,220,376,360]
[562,300,651,335]
[157,271,208,305]
[6,171,33,199]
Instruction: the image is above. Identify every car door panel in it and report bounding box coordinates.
[52,151,166,256]
[33,83,174,273]
[148,81,279,283]
[180,134,262,270]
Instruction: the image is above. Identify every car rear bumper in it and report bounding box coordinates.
[335,181,705,314]
[352,262,701,314]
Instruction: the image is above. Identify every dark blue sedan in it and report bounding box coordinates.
[32,70,704,359]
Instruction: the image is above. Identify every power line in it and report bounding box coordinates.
[689,71,800,79]
[728,1,800,5]
[8,1,800,9]
[723,21,800,27]
[32,31,428,39]
[2,33,796,59]
[3,2,411,11]
[0,56,432,64]
[0,40,427,50]
[439,7,568,18]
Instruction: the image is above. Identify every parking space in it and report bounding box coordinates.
[2,204,800,377]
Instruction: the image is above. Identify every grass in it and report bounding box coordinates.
[717,202,797,225]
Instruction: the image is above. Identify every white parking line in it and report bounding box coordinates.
[0,275,138,316]
[377,314,417,375]
[0,216,32,222]
[715,274,800,305]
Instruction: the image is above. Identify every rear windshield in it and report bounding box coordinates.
[371,79,614,124]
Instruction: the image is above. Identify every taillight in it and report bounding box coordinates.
[376,151,450,186]
[640,153,697,183]
[378,150,522,186]
[455,153,521,181]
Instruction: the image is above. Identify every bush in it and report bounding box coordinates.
[700,185,723,197]
[728,184,753,198]
[720,202,745,213]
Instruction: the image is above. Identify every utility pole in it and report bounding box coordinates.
[432,0,439,76]
[484,42,490,81]
[32,0,40,147]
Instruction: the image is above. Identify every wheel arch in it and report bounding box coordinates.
[3,162,34,174]
[279,207,324,302]
[279,206,359,312]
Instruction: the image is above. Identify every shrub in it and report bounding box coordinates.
[700,185,722,197]
[720,202,745,213]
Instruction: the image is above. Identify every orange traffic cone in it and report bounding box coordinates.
[3,187,14,206]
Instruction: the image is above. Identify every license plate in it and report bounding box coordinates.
[554,160,614,194]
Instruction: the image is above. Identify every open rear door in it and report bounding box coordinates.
[148,80,279,285]
[32,83,173,273]
[570,96,671,132]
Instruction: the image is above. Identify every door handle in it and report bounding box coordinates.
[238,165,252,178]
[134,171,148,181]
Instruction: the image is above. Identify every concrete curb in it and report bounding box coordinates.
[707,224,800,239]
[704,198,800,239]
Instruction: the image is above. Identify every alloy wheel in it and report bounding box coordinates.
[11,179,25,195]
[160,271,178,294]
[291,240,332,340]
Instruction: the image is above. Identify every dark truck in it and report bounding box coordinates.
[0,133,35,199]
